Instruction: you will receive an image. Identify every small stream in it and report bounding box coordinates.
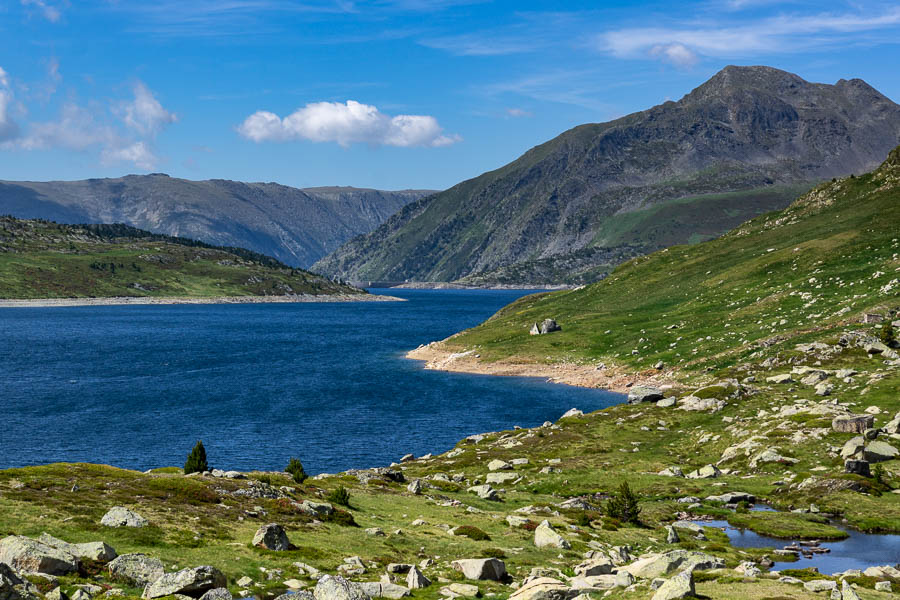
[695,506,900,574]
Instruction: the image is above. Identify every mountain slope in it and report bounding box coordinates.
[315,66,900,284]
[0,217,365,299]
[426,144,900,373]
[0,175,432,268]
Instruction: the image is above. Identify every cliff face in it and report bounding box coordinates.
[0,175,432,268]
[314,66,900,284]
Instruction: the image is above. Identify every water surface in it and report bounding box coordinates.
[1,289,621,474]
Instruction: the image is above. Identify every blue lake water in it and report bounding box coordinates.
[0,289,622,474]
[701,517,900,574]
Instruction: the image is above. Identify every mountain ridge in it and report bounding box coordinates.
[0,174,434,268]
[314,65,900,284]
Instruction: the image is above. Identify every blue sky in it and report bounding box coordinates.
[1,0,899,190]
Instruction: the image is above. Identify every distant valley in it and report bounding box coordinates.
[0,175,433,268]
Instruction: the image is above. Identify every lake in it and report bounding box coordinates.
[0,289,622,474]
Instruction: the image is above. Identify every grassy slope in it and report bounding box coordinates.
[0,218,361,299]
[445,157,898,377]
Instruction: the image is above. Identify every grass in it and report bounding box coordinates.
[726,512,849,540]
[0,217,361,299]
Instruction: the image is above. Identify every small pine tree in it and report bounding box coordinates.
[605,481,641,524]
[286,457,307,484]
[881,321,896,347]
[184,440,209,474]
[327,485,351,507]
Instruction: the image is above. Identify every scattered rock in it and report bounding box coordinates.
[534,520,570,549]
[685,465,720,479]
[507,578,577,600]
[651,569,694,600]
[559,409,583,420]
[803,580,837,593]
[573,558,613,577]
[622,551,724,580]
[844,460,871,477]
[439,583,480,598]
[37,534,116,563]
[0,536,79,576]
[487,460,512,471]
[451,559,506,582]
[665,526,679,544]
[406,480,422,495]
[628,387,664,404]
[100,507,148,528]
[199,590,232,600]
[358,583,409,599]
[0,562,42,600]
[466,485,500,501]
[864,440,899,463]
[142,566,227,599]
[841,580,861,600]
[108,554,165,587]
[314,576,370,600]
[832,415,875,434]
[252,524,292,551]
[766,374,793,384]
[405,567,430,589]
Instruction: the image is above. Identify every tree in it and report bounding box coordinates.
[881,321,896,347]
[605,481,641,524]
[184,440,209,474]
[286,457,307,484]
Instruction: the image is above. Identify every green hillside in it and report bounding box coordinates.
[442,146,900,377]
[0,217,363,299]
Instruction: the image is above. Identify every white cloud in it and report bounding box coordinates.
[122,82,177,137]
[599,8,900,64]
[237,100,460,148]
[505,108,533,118]
[20,103,116,151]
[101,141,159,170]
[649,43,698,68]
[21,0,63,22]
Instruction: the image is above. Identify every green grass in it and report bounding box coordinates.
[0,218,361,299]
[726,512,849,540]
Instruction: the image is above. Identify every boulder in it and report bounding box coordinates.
[37,534,117,562]
[252,524,292,551]
[405,567,430,589]
[844,460,871,477]
[100,507,148,528]
[0,536,79,575]
[142,566,226,599]
[487,460,512,471]
[651,570,694,600]
[657,397,676,408]
[108,554,165,587]
[451,559,506,581]
[357,583,409,599]
[559,408,583,420]
[685,465,720,479]
[766,374,793,384]
[875,581,892,592]
[534,520,570,549]
[864,565,900,579]
[0,562,42,600]
[749,448,798,469]
[314,577,370,600]
[466,485,500,501]
[439,583,479,599]
[297,501,334,517]
[540,319,561,334]
[614,570,635,588]
[803,580,837,593]
[832,415,875,433]
[568,575,616,591]
[406,480,422,495]
[622,551,724,580]
[705,492,755,504]
[864,440,899,463]
[199,590,232,600]
[840,436,866,459]
[573,558,613,577]
[841,580,861,600]
[665,526,679,544]
[628,387,664,404]
[508,578,578,600]
[883,413,900,434]
[486,473,517,485]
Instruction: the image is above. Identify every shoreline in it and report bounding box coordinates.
[0,293,404,308]
[390,282,572,290]
[405,340,678,395]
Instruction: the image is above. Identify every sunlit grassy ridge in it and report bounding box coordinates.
[445,147,900,380]
[0,218,362,299]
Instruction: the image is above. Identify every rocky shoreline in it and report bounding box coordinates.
[405,341,676,395]
[0,294,404,308]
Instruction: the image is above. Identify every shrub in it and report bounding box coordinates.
[328,509,357,527]
[605,481,641,524]
[481,548,506,559]
[327,485,351,507]
[453,525,490,541]
[286,457,307,484]
[881,321,896,346]
[184,440,209,475]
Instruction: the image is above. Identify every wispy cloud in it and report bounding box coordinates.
[0,67,20,142]
[505,108,532,118]
[237,100,461,148]
[120,82,178,137]
[599,7,900,65]
[481,69,621,113]
[21,0,66,23]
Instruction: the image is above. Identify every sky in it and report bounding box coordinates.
[1,0,899,191]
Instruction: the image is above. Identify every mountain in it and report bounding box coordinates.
[0,175,433,268]
[314,66,900,285]
[0,217,365,299]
